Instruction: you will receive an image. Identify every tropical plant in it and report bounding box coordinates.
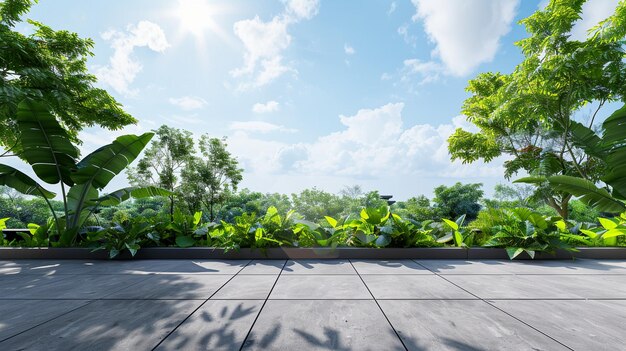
[482,208,577,259]
[449,0,626,218]
[0,0,135,153]
[0,101,170,245]
[88,218,158,258]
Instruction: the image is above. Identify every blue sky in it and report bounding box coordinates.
[18,0,621,199]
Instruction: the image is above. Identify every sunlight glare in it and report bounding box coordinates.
[176,0,213,37]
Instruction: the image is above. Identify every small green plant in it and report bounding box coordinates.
[88,218,156,258]
[483,208,575,259]
[578,213,626,246]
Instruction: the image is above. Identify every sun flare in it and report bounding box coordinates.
[176,0,214,37]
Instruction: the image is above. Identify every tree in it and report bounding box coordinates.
[291,188,347,222]
[180,136,243,221]
[433,183,483,220]
[0,101,167,244]
[447,0,626,219]
[0,0,135,154]
[392,195,435,222]
[128,125,194,219]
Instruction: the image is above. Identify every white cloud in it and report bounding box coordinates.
[229,121,297,134]
[410,0,519,76]
[388,1,397,15]
[344,43,355,55]
[95,21,169,96]
[252,100,280,113]
[401,59,442,84]
[284,0,320,21]
[229,103,505,180]
[169,96,208,110]
[380,72,392,81]
[397,24,416,46]
[570,0,619,41]
[231,0,320,89]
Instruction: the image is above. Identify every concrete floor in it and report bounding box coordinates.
[0,259,625,350]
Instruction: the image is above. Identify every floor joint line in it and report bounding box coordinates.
[238,259,287,351]
[349,259,409,351]
[150,259,251,351]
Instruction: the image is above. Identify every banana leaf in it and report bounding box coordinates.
[548,175,626,213]
[16,101,78,185]
[71,133,154,189]
[0,164,55,198]
[95,186,173,206]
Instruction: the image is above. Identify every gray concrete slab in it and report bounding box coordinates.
[446,274,626,299]
[492,299,626,351]
[0,299,201,351]
[0,274,69,296]
[416,260,518,274]
[0,260,99,275]
[270,275,371,299]
[86,259,193,275]
[0,299,90,341]
[501,259,626,274]
[239,260,285,274]
[159,260,250,274]
[1,274,149,299]
[105,274,233,299]
[361,274,476,299]
[156,300,263,350]
[282,260,356,274]
[212,275,278,299]
[241,300,405,350]
[350,259,433,274]
[378,300,570,351]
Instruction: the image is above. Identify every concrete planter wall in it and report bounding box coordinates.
[1,247,626,260]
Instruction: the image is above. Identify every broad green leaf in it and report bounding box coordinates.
[375,234,391,247]
[442,218,458,231]
[193,211,202,226]
[514,176,547,184]
[175,235,195,248]
[554,220,567,231]
[598,217,618,230]
[580,229,599,238]
[455,214,466,228]
[255,228,263,242]
[72,133,154,189]
[602,228,626,238]
[453,231,463,247]
[436,233,453,243]
[17,100,78,185]
[506,247,524,260]
[96,186,172,206]
[109,249,120,259]
[126,243,140,257]
[0,217,9,231]
[324,216,338,228]
[548,175,626,213]
[0,165,55,198]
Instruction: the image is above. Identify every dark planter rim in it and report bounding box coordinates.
[1,246,625,260]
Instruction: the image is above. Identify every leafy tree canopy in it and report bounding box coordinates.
[0,0,135,153]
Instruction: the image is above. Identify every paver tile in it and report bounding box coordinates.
[282,260,356,274]
[241,300,405,350]
[0,260,99,275]
[270,275,370,299]
[378,300,569,351]
[492,299,626,351]
[0,300,201,351]
[159,260,250,274]
[0,300,90,341]
[156,300,263,351]
[416,260,517,274]
[361,274,475,299]
[0,274,69,297]
[212,275,277,299]
[239,260,285,274]
[351,260,432,274]
[445,274,626,299]
[106,274,232,299]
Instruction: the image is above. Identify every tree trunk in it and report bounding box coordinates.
[169,195,174,221]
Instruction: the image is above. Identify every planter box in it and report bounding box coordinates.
[1,247,626,260]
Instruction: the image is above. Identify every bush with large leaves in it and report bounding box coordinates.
[0,101,171,245]
[517,104,626,213]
